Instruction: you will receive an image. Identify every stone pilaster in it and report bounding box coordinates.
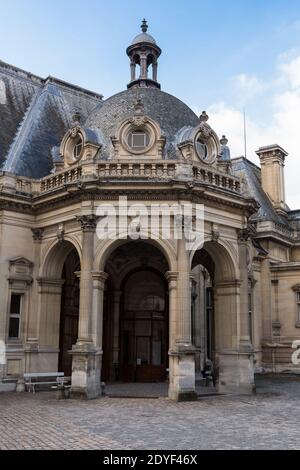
[167,238,197,401]
[238,228,253,352]
[216,229,255,396]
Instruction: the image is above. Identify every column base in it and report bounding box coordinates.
[217,350,256,395]
[168,343,197,402]
[70,343,102,400]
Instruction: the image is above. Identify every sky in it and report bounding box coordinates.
[1,0,300,207]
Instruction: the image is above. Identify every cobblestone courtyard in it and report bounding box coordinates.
[0,375,300,450]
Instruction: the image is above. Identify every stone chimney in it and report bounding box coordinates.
[256,144,288,214]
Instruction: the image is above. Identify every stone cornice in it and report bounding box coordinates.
[0,182,258,222]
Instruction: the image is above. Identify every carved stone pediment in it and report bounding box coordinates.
[7,257,33,286]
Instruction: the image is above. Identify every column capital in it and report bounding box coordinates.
[91,271,109,290]
[76,214,97,232]
[165,271,178,288]
[237,227,250,242]
[31,228,44,242]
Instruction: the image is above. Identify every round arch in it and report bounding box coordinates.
[191,239,238,283]
[40,237,82,278]
[94,234,177,273]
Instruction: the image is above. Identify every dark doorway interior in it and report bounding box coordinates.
[58,248,80,375]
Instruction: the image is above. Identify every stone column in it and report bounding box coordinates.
[140,53,147,79]
[168,238,197,401]
[152,62,158,82]
[91,271,109,349]
[71,215,101,399]
[130,62,136,82]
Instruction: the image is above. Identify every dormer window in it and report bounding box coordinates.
[128,130,150,150]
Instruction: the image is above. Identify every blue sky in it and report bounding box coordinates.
[1,0,300,207]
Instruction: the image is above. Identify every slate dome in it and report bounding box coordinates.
[85,86,200,159]
[131,32,157,45]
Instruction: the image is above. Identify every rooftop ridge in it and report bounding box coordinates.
[0,59,103,100]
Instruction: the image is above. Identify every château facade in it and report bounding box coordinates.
[0,21,300,400]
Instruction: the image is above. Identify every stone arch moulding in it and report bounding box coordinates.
[94,234,177,273]
[190,237,239,283]
[40,236,82,279]
[111,114,166,159]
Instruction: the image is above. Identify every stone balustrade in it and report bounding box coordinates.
[0,160,242,196]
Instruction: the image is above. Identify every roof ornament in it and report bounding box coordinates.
[199,111,209,122]
[72,111,81,126]
[219,135,231,161]
[220,135,228,146]
[141,18,148,33]
[133,98,144,115]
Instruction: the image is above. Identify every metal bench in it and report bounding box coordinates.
[24,372,67,393]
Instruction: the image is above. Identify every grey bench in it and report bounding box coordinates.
[24,372,67,393]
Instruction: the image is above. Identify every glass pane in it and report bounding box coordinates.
[196,138,208,160]
[123,330,134,365]
[132,133,145,147]
[152,340,162,365]
[9,317,20,338]
[10,294,21,314]
[136,337,150,365]
[135,320,151,336]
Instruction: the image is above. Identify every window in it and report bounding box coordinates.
[128,130,150,150]
[73,136,83,159]
[196,136,208,161]
[297,292,300,323]
[206,287,213,360]
[8,294,22,339]
[248,291,253,343]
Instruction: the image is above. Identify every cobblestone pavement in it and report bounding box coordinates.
[0,375,300,450]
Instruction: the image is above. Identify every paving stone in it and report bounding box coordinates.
[0,375,300,450]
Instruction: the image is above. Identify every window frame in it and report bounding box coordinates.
[296,291,300,325]
[128,130,150,150]
[8,293,23,340]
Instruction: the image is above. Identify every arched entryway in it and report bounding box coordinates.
[39,240,81,376]
[58,248,80,375]
[102,240,169,383]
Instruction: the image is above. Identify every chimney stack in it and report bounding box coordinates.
[256,144,288,215]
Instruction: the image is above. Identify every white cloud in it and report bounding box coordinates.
[233,73,265,103]
[200,51,300,210]
[279,55,300,89]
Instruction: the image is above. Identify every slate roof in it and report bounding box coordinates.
[85,86,200,160]
[0,60,103,178]
[231,156,290,226]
